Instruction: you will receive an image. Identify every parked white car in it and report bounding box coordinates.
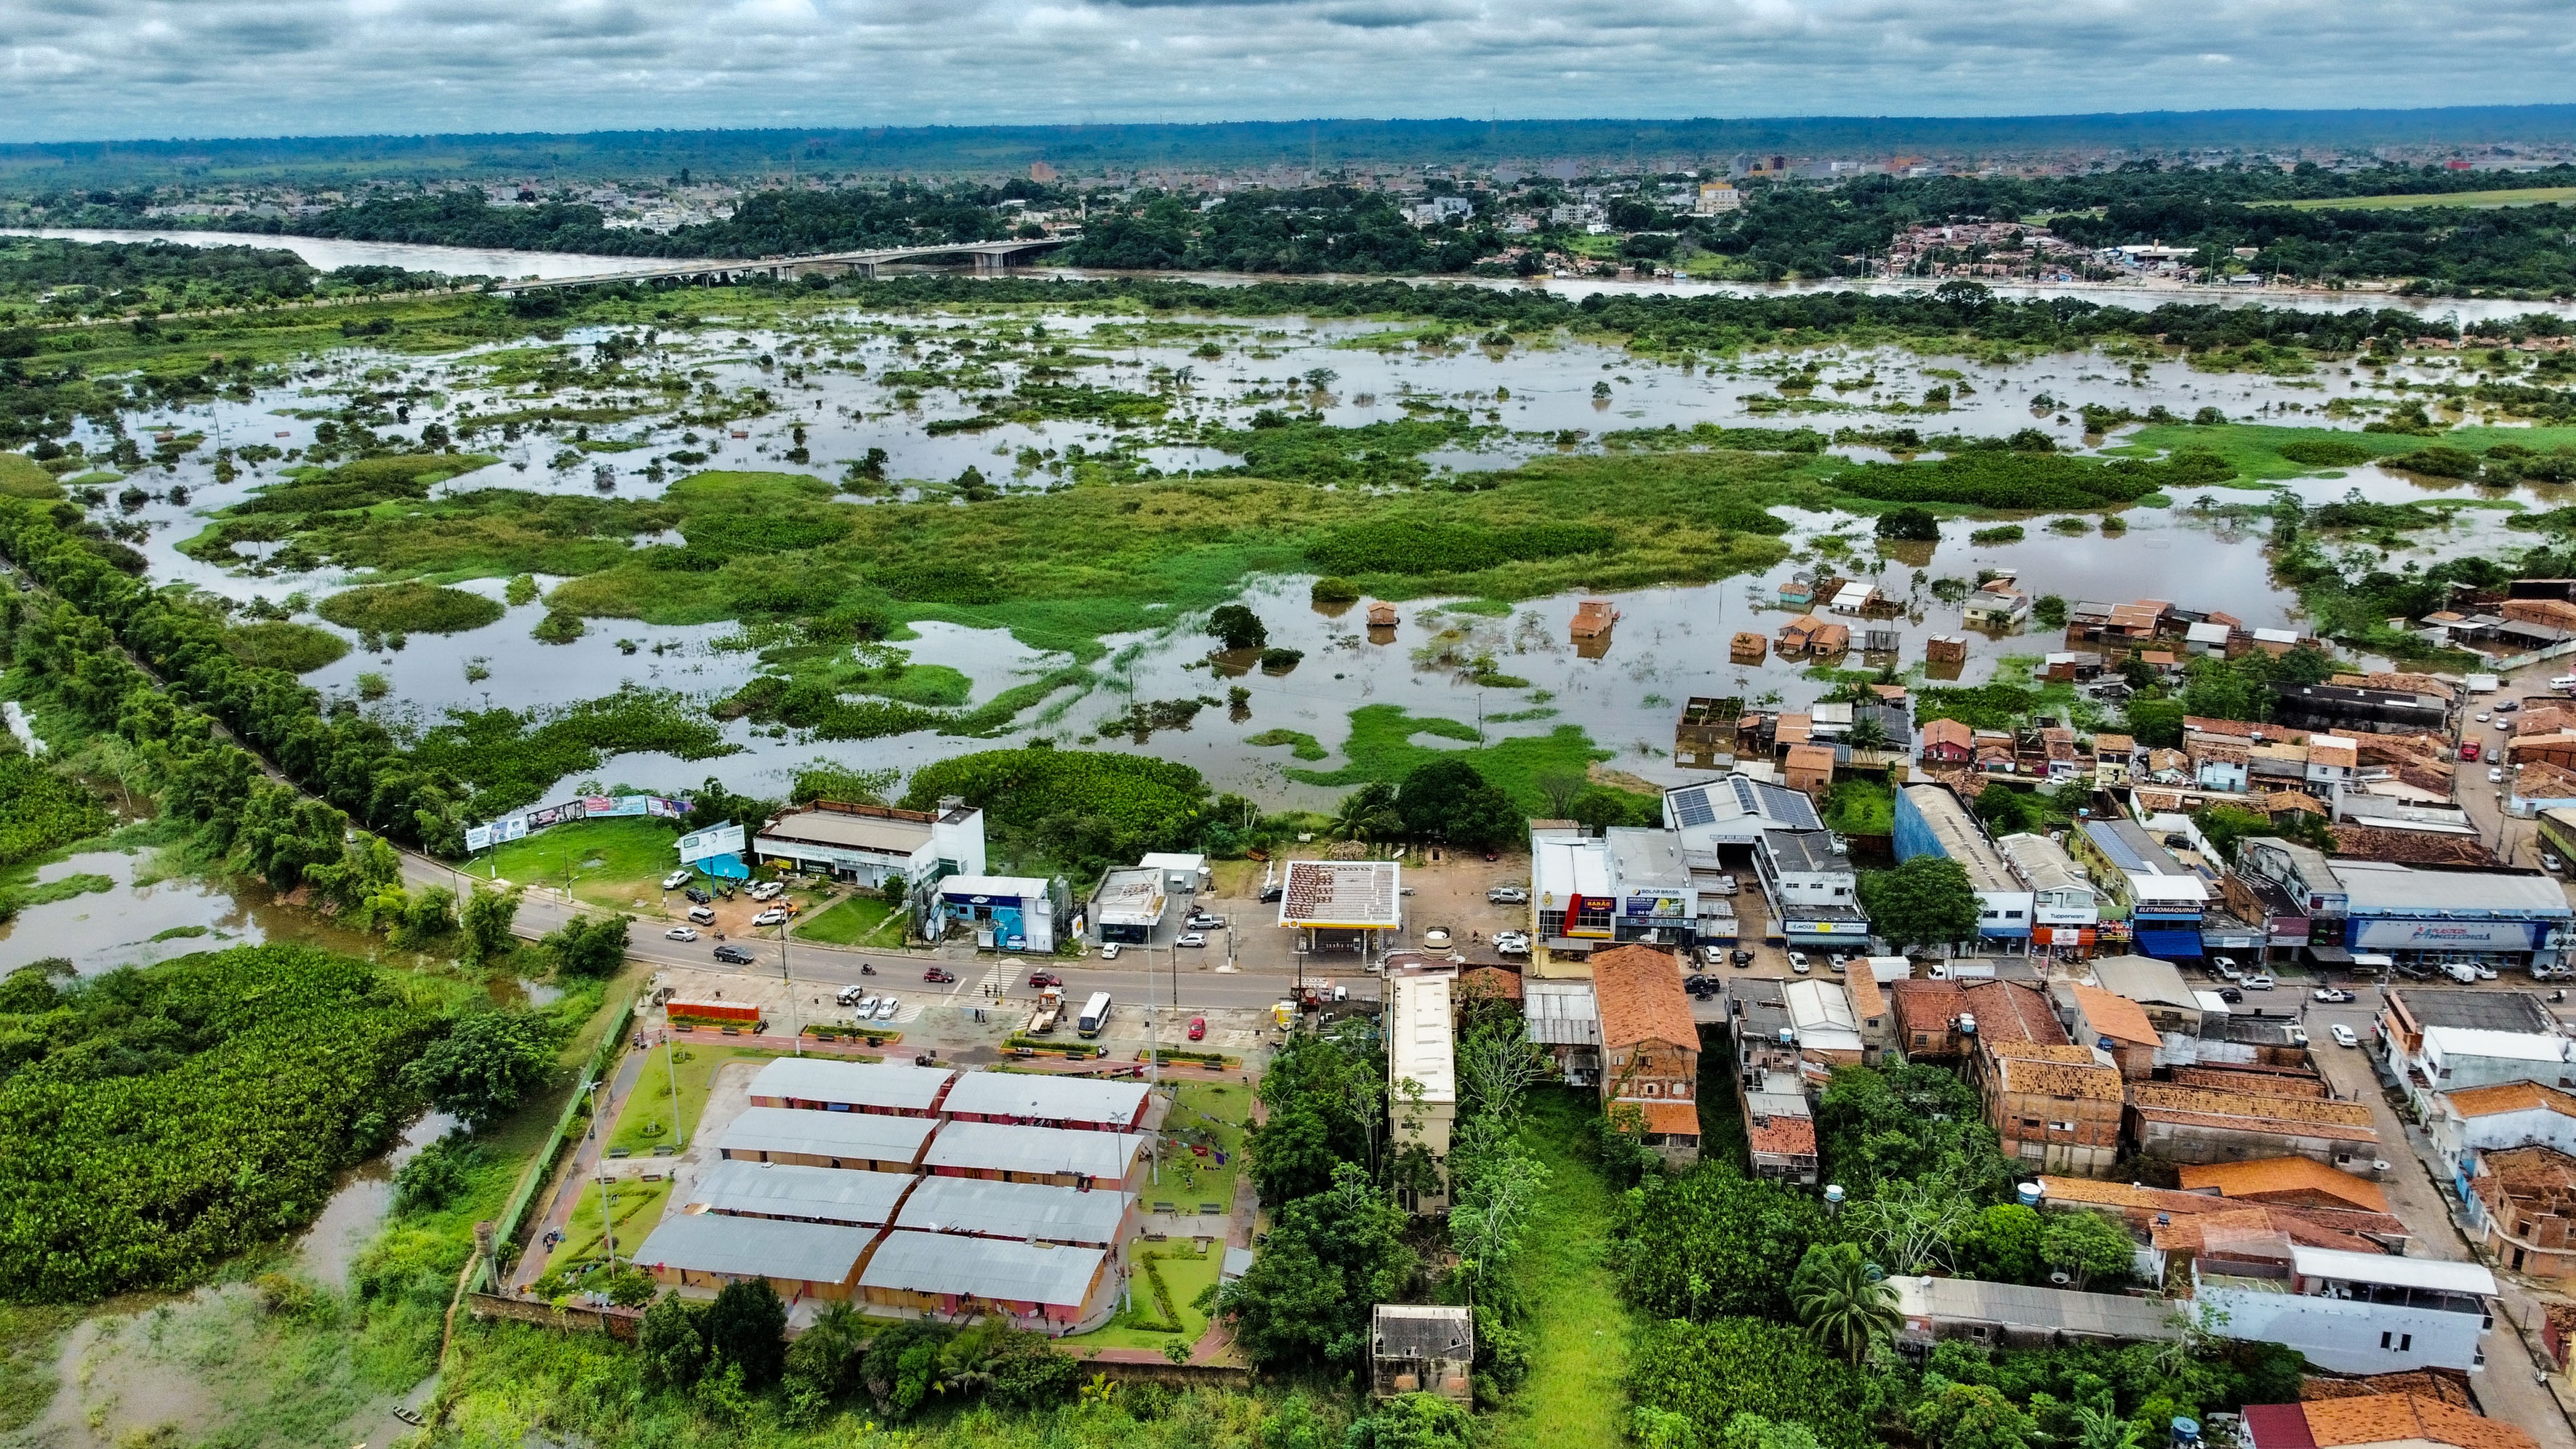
[2312,987,2354,1003]
[1176,932,1208,948]
[752,907,789,927]
[873,996,900,1020]
[2330,1024,2360,1048]
[1099,942,1122,960]
[2244,973,2276,991]
[749,880,785,901]
[662,869,693,890]
[1787,951,1811,975]
[1494,932,1531,956]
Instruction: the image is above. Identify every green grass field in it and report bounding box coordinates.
[791,891,904,947]
[2112,421,2576,483]
[604,1042,798,1157]
[1145,1080,1249,1214]
[480,816,686,910]
[539,1176,675,1283]
[1283,704,1618,813]
[1482,1089,1634,1449]
[2278,185,2576,211]
[1072,1237,1223,1352]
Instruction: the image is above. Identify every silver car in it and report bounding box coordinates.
[873,996,900,1021]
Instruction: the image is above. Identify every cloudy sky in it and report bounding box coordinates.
[4,0,2570,143]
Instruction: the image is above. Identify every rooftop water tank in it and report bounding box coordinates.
[2016,1181,2044,1208]
[1959,1012,1979,1035]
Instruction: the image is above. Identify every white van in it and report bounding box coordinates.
[1077,991,1114,1037]
[687,905,716,926]
[2443,962,2479,984]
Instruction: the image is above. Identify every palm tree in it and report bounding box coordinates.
[2073,1406,2145,1449]
[1790,1243,1903,1366]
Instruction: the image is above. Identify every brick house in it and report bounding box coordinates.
[1981,1040,2124,1174]
[1592,944,1702,1167]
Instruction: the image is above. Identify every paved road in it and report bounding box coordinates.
[2305,987,2576,1448]
[398,851,1376,1010]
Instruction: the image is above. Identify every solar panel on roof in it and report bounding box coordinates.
[1729,777,1759,815]
[1672,788,1717,827]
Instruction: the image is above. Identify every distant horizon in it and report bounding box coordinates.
[7,0,2570,150]
[19,103,2576,153]
[7,105,2576,193]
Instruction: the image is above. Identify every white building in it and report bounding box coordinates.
[1389,967,1458,1213]
[934,875,1063,953]
[2196,1247,2495,1374]
[1088,866,1167,947]
[755,800,985,889]
[2379,989,2572,1112]
[1995,832,2102,957]
[2428,1082,2576,1193]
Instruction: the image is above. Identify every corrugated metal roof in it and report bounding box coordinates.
[2291,1245,2495,1296]
[721,1106,937,1162]
[1523,980,1601,1047]
[941,1071,1152,1128]
[633,1211,875,1283]
[748,1058,955,1112]
[939,875,1051,899]
[923,1120,1146,1179]
[1389,973,1457,1101]
[687,1159,914,1225]
[894,1175,1132,1244]
[856,1229,1105,1308]
[1890,1275,2180,1340]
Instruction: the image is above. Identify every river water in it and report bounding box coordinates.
[16,225,2576,325]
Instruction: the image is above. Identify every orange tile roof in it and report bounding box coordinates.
[2300,1394,2537,1449]
[2177,1157,2391,1213]
[2444,1081,2576,1121]
[1628,1099,1703,1137]
[1589,945,1698,1050]
[2128,1084,2380,1143]
[1992,1051,2123,1101]
[2069,983,2162,1047]
[2093,732,2135,754]
[2300,1371,2476,1408]
[1745,1111,1818,1160]
[1922,718,1974,750]
[1843,967,1885,1024]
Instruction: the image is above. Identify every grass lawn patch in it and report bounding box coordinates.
[605,1042,793,1157]
[537,1176,674,1284]
[1482,1088,1636,1449]
[222,619,350,673]
[2279,185,2576,210]
[1149,1080,1250,1213]
[791,891,903,947]
[1072,1237,1222,1352]
[480,816,685,910]
[317,580,505,635]
[0,454,63,500]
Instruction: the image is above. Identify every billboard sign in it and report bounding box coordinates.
[1622,894,1687,919]
[2352,918,2540,952]
[465,824,491,852]
[677,822,747,864]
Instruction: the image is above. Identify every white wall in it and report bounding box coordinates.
[2202,1287,2486,1374]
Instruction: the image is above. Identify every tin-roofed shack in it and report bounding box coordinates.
[1373,1304,1474,1401]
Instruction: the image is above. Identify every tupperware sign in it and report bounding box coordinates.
[2351,918,2541,952]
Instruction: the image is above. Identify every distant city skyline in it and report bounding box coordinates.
[4,0,2570,145]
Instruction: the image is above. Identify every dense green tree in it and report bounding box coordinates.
[638,1292,709,1389]
[2042,1210,2138,1291]
[1817,1064,2010,1198]
[1205,603,1269,651]
[542,912,631,979]
[1628,1317,1882,1449]
[1248,1031,1382,1201]
[399,1009,553,1125]
[701,1277,788,1387]
[1348,1393,1477,1448]
[1910,1377,2040,1449]
[1955,1204,2047,1285]
[459,885,523,968]
[1219,1163,1416,1370]
[233,782,351,891]
[1394,757,1525,847]
[1858,856,1983,950]
[1876,506,1941,542]
[1791,1241,1903,1365]
[1613,1166,1823,1322]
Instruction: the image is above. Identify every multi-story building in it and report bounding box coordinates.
[1753,829,1871,954]
[1592,944,1701,1167]
[1388,966,1458,1213]
[2196,1248,2495,1373]
[1895,784,2034,952]
[1997,831,2102,960]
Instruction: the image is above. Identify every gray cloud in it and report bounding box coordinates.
[0,0,2567,144]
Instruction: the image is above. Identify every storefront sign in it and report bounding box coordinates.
[2351,918,2541,952]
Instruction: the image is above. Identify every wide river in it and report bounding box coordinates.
[12,225,2575,324]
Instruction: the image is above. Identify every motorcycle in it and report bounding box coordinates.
[860,963,877,976]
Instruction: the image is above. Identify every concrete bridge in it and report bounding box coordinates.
[488,235,1079,293]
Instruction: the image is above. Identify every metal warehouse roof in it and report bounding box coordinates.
[1389,971,1457,1102]
[633,1211,875,1283]
[748,1058,955,1112]
[940,1070,1152,1128]
[893,1174,1133,1245]
[923,1120,1146,1179]
[1890,1275,2180,1341]
[856,1229,1107,1308]
[2332,860,2572,918]
[721,1106,937,1162]
[686,1159,915,1226]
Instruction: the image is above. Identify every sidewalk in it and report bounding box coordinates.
[508,1041,649,1292]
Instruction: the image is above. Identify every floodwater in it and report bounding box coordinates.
[294,1109,460,1288]
[56,281,2576,811]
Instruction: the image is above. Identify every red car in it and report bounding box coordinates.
[2460,740,2482,762]
[1187,1016,1207,1041]
[923,968,957,984]
[1028,971,1062,988]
